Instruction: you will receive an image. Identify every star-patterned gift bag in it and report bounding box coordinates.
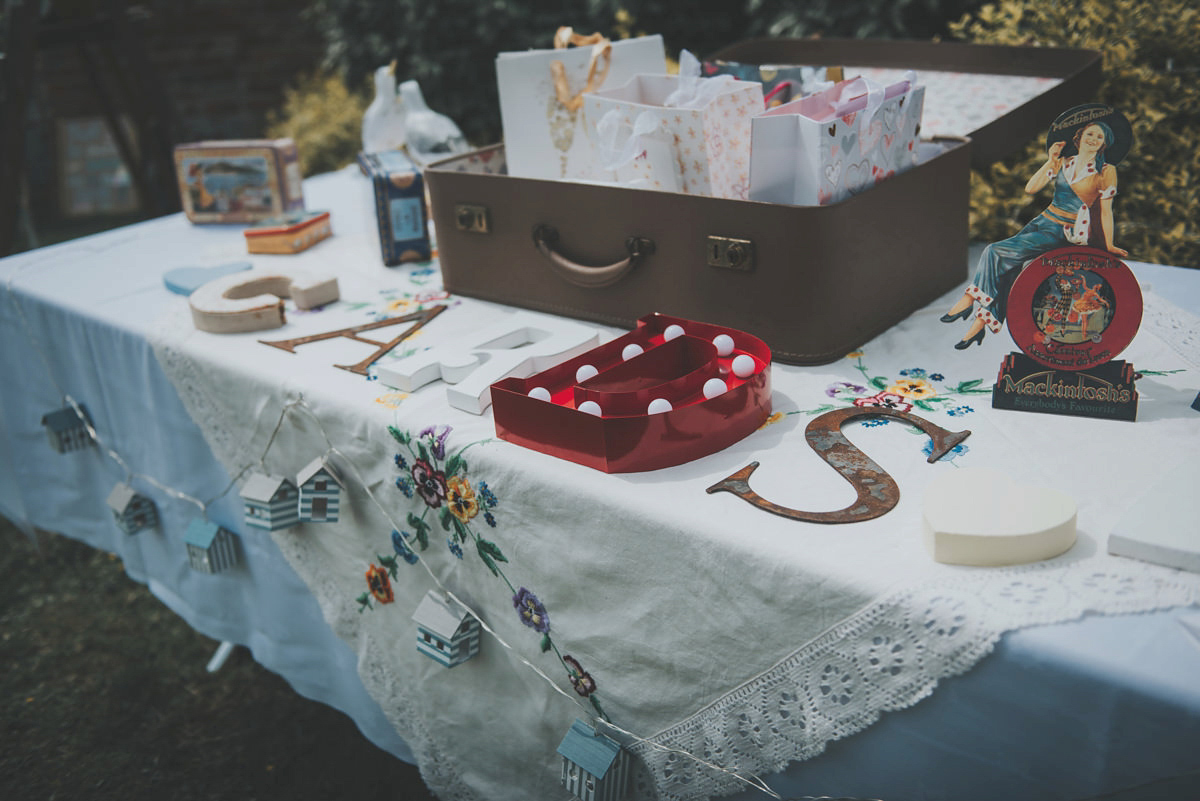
[585,70,763,199]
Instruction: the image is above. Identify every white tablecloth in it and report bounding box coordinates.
[4,165,1199,801]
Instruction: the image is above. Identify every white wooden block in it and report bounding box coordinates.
[1108,459,1200,574]
[188,268,339,333]
[376,312,600,415]
[922,467,1076,566]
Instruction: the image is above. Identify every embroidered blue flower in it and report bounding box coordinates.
[929,373,945,382]
[861,417,891,427]
[826,381,868,398]
[946,405,974,417]
[924,440,969,461]
[484,511,497,528]
[395,476,414,498]
[394,453,408,470]
[513,587,550,633]
[477,481,498,508]
[899,368,927,378]
[447,537,464,559]
[392,530,419,564]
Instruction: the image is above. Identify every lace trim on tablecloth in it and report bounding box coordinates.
[1141,290,1200,370]
[626,295,1200,801]
[630,560,1200,801]
[150,311,270,471]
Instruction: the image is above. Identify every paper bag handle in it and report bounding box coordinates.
[553,26,607,49]
[532,224,654,288]
[550,26,613,112]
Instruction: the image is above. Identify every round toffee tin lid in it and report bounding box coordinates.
[1006,246,1142,371]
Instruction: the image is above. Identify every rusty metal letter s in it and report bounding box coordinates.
[706,406,970,524]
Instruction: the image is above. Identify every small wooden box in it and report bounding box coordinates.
[357,150,432,265]
[243,210,332,254]
[174,138,305,224]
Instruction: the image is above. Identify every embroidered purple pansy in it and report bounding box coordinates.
[411,459,448,508]
[513,587,550,633]
[563,655,597,697]
[825,381,868,398]
[419,424,452,460]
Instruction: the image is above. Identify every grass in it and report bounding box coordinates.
[0,517,439,801]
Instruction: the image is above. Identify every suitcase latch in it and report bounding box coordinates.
[455,204,490,234]
[707,236,754,271]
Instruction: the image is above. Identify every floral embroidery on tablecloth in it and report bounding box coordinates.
[761,351,994,459]
[780,352,992,423]
[355,424,608,718]
[809,354,992,419]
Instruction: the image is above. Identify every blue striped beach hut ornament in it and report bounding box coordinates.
[184,517,239,573]
[412,591,480,668]
[106,482,158,534]
[296,456,343,523]
[557,719,631,801]
[240,472,299,531]
[42,404,94,453]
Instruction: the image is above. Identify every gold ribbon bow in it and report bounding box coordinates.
[549,26,613,113]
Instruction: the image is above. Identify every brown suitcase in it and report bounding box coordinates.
[425,40,1100,366]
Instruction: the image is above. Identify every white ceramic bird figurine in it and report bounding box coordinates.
[361,61,407,154]
[398,79,469,166]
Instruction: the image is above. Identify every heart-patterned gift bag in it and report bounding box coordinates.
[748,73,925,206]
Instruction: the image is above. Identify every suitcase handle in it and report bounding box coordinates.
[532,224,654,288]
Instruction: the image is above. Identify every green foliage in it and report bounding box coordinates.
[744,0,985,40]
[265,70,370,176]
[950,0,1200,267]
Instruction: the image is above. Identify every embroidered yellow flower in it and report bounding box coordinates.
[888,378,936,400]
[447,475,479,523]
[758,411,785,429]
[846,351,864,360]
[374,391,409,409]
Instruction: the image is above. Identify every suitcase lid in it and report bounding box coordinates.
[707,38,1102,169]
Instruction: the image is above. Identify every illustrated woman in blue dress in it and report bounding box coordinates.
[942,105,1132,349]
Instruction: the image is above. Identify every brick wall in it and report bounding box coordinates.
[24,0,327,222]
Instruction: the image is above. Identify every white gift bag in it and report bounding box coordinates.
[749,73,925,206]
[496,28,667,181]
[591,108,681,191]
[584,52,764,199]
